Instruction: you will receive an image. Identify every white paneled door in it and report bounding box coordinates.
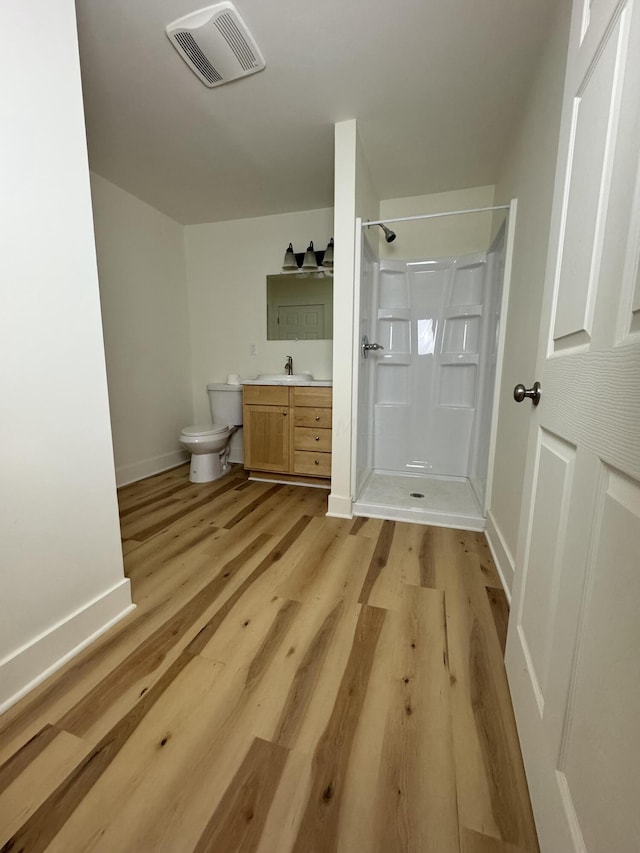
[506,1,640,851]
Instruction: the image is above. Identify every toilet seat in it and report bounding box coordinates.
[181,423,228,438]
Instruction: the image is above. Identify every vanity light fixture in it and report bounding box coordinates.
[321,237,334,267]
[282,242,297,270]
[281,238,335,272]
[301,241,318,270]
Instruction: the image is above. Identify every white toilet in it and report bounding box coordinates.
[180,383,243,483]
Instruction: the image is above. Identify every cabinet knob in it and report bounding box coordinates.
[315,416,320,421]
[314,460,319,465]
[282,410,287,416]
[315,435,320,441]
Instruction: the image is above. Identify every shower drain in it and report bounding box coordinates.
[409,492,425,498]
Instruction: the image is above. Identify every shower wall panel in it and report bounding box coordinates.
[372,254,488,478]
[469,226,506,508]
[354,236,378,497]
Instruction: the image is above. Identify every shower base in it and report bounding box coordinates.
[353,470,485,531]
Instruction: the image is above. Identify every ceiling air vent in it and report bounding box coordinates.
[166,3,265,88]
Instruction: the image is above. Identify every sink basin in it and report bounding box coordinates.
[257,372,314,382]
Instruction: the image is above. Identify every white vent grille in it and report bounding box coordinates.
[166,3,265,89]
[215,12,258,71]
[174,32,223,84]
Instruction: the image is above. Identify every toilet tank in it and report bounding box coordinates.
[206,383,243,426]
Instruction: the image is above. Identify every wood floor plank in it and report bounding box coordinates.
[363,521,438,610]
[2,650,203,853]
[0,471,232,759]
[440,528,538,851]
[41,655,227,853]
[486,587,510,656]
[116,465,190,508]
[222,483,284,529]
[0,523,247,762]
[0,724,59,792]
[371,585,459,853]
[358,520,396,604]
[348,516,388,539]
[186,515,313,656]
[0,467,538,853]
[46,600,300,852]
[255,747,314,853]
[461,530,504,590]
[227,484,329,540]
[192,737,290,853]
[177,478,283,533]
[290,605,387,852]
[349,515,368,536]
[461,826,523,852]
[258,536,374,755]
[0,727,89,845]
[276,518,375,607]
[55,532,275,742]
[121,475,245,541]
[118,479,193,518]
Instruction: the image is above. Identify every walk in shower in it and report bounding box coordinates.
[352,205,512,530]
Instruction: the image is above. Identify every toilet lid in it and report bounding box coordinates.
[181,423,228,437]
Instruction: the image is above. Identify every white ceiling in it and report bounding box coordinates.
[75,0,557,225]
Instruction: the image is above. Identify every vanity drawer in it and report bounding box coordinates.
[292,386,332,408]
[243,385,289,406]
[294,407,332,429]
[294,426,332,452]
[293,450,332,477]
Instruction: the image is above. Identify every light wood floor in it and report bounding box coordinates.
[0,465,538,853]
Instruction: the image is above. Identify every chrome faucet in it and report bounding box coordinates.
[285,355,293,375]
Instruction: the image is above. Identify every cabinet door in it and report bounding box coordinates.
[243,405,290,472]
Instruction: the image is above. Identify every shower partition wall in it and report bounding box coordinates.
[352,209,510,530]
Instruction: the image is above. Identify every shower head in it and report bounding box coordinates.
[380,223,397,243]
[367,221,397,243]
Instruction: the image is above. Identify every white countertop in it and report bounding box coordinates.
[242,379,332,387]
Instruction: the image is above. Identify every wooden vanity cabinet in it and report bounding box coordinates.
[242,384,332,483]
[242,385,290,473]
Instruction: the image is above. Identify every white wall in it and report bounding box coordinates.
[0,0,133,712]
[90,174,193,485]
[486,0,572,593]
[328,120,380,517]
[185,207,334,423]
[379,185,497,259]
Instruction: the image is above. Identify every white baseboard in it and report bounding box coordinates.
[485,510,515,602]
[0,579,134,714]
[116,450,189,487]
[327,493,353,519]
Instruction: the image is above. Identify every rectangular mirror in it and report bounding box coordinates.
[266,273,333,340]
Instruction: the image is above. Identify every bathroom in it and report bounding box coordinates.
[93,173,504,508]
[80,0,565,584]
[8,4,640,848]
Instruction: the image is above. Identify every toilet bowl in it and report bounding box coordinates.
[180,383,243,483]
[180,423,233,482]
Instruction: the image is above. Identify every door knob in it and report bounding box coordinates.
[513,381,541,406]
[362,335,384,359]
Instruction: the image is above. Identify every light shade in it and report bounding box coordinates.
[301,241,318,270]
[321,237,334,267]
[282,242,298,270]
